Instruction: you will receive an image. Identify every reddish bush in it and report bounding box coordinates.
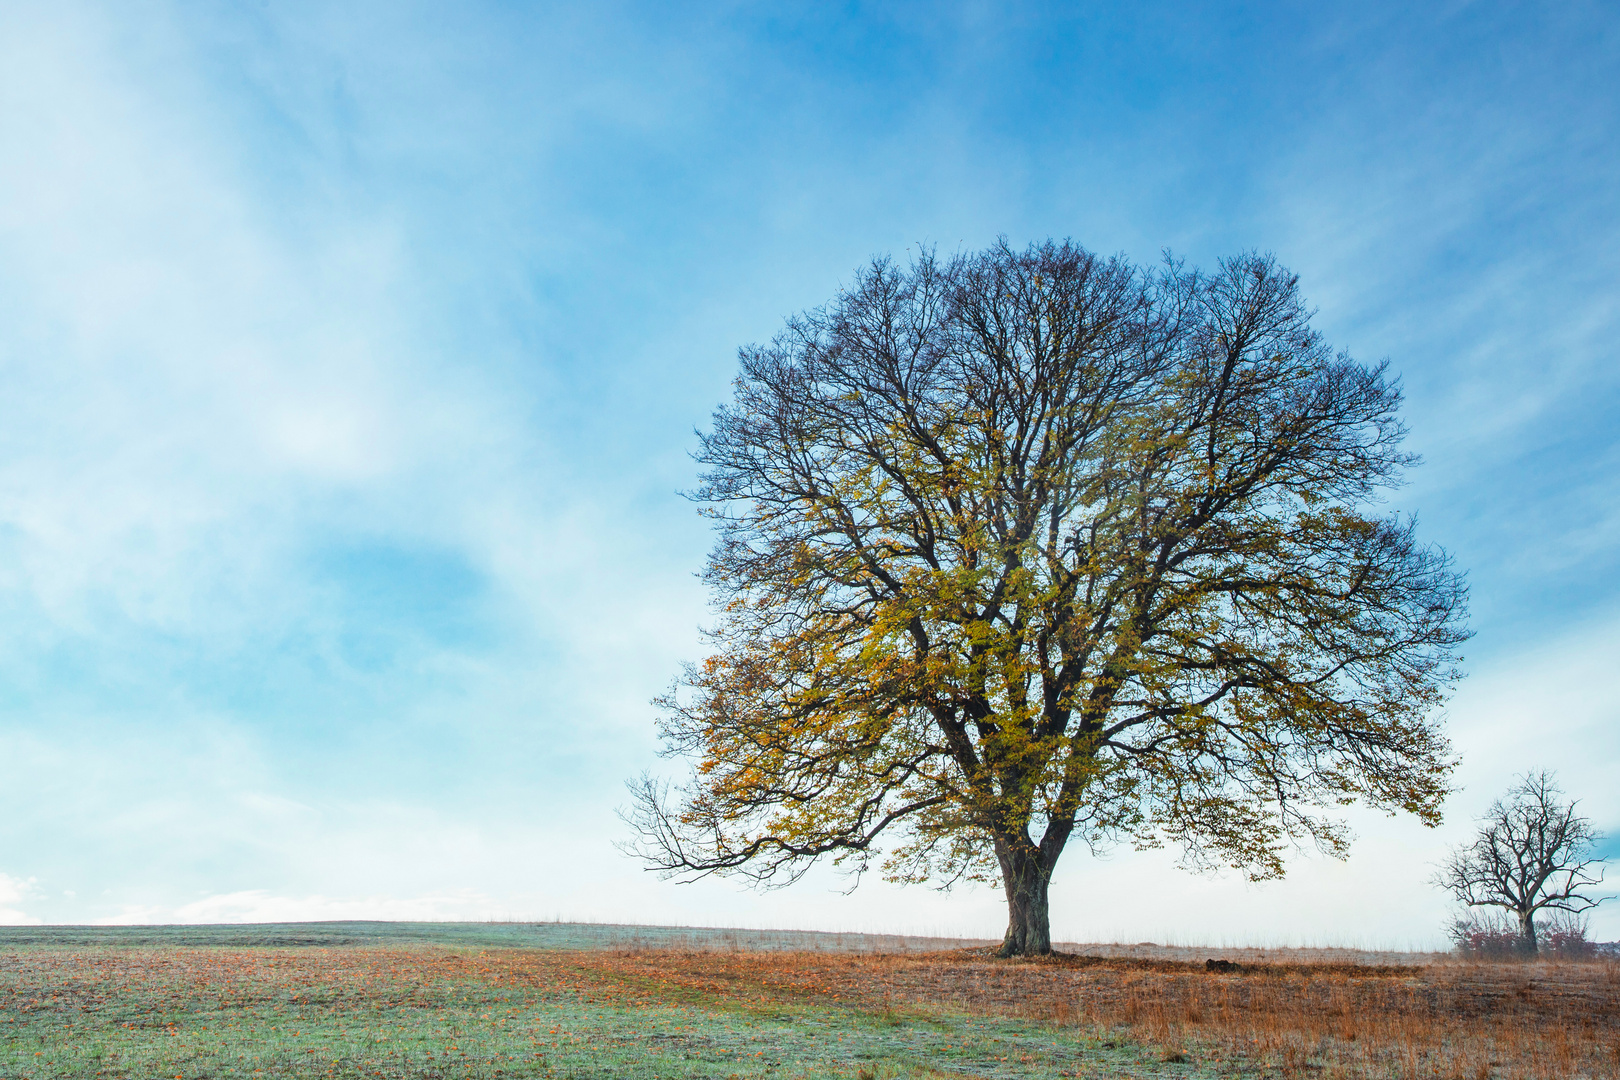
[1540,914,1596,959]
[1450,920,1529,959]
[1448,911,1596,959]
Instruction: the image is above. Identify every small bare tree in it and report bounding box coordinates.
[1437,771,1610,954]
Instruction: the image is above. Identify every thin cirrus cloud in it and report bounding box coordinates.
[0,0,1615,942]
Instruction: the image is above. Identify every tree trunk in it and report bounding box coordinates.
[1518,909,1538,955]
[998,849,1052,957]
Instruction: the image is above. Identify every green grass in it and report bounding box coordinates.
[0,928,1200,1079]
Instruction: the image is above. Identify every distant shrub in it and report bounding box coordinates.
[1449,913,1528,959]
[1448,911,1596,959]
[1539,911,1595,959]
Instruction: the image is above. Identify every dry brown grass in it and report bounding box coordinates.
[573,947,1620,1079]
[5,939,1613,1077]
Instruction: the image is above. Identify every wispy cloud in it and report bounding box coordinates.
[0,0,1615,943]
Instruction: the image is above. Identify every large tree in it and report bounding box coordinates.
[627,239,1469,956]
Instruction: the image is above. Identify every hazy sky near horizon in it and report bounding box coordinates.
[0,1,1617,945]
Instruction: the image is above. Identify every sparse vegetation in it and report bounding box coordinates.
[2,924,1616,1079]
[1450,910,1599,961]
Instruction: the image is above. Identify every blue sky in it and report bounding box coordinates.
[0,0,1616,944]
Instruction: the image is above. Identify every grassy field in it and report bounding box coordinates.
[0,923,1615,1079]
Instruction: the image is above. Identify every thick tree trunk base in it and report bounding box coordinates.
[1519,911,1539,956]
[998,862,1052,957]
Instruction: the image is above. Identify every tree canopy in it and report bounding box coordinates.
[627,239,1470,955]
